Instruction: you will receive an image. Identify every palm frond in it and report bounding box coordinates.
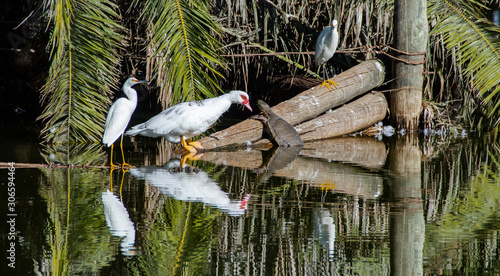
[429,0,500,122]
[136,0,227,107]
[39,0,125,144]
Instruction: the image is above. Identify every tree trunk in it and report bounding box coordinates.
[391,1,428,130]
[198,59,385,150]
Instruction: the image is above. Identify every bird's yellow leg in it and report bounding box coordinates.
[119,169,125,197]
[179,153,190,167]
[179,152,203,167]
[120,134,133,170]
[181,137,198,154]
[320,64,338,91]
[109,170,114,192]
[109,144,119,170]
[187,140,204,151]
[321,79,338,90]
[188,152,203,161]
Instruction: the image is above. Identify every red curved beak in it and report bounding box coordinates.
[243,101,252,112]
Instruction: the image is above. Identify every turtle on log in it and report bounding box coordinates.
[252,100,304,147]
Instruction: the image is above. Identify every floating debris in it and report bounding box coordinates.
[360,122,395,139]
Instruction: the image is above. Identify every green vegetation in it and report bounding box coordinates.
[39,0,125,144]
[36,0,500,143]
[133,0,227,105]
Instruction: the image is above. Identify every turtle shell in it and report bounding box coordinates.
[256,100,303,147]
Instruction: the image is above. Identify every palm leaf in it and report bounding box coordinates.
[135,0,227,107]
[39,0,125,144]
[428,0,500,122]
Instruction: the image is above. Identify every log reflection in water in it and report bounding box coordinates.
[301,136,387,170]
[272,156,383,198]
[199,136,385,198]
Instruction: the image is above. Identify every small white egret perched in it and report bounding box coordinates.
[126,90,252,156]
[315,19,339,90]
[103,77,148,169]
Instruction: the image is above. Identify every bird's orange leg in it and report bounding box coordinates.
[181,136,203,165]
[179,137,204,167]
[179,152,203,167]
[321,79,338,90]
[119,134,133,171]
[320,64,338,91]
[180,137,198,154]
[187,140,204,151]
[109,144,119,170]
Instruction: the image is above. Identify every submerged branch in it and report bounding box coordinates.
[0,162,109,169]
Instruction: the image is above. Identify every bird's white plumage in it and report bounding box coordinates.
[315,19,339,66]
[103,98,136,146]
[126,90,252,143]
[102,78,146,147]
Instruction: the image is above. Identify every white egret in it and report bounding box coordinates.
[126,90,252,157]
[103,77,148,169]
[315,19,339,90]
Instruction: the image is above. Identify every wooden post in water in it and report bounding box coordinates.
[389,136,424,275]
[391,0,428,130]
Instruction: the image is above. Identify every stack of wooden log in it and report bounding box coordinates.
[198,59,387,150]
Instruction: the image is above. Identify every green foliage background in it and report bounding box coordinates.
[38,0,500,144]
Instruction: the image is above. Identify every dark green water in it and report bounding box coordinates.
[1,133,500,275]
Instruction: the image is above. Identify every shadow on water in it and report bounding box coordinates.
[2,131,500,275]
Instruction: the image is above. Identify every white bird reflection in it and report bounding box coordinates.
[313,208,336,261]
[102,190,136,257]
[129,160,250,216]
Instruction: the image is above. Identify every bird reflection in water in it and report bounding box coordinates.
[313,208,336,262]
[129,159,250,216]
[102,190,137,257]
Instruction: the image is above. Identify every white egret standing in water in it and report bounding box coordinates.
[103,77,148,169]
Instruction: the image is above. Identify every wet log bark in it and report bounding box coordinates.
[391,1,427,130]
[197,149,263,170]
[296,92,387,142]
[198,59,385,150]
